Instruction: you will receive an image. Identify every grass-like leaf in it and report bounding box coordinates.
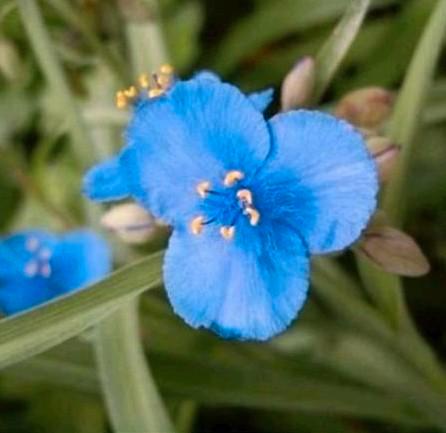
[312,0,370,102]
[0,252,162,370]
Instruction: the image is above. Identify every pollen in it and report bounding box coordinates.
[24,260,38,277]
[26,237,39,252]
[40,263,52,278]
[224,170,244,187]
[244,207,260,226]
[190,216,205,235]
[148,88,164,98]
[138,73,150,88]
[236,189,253,205]
[196,181,211,198]
[220,226,235,240]
[160,64,174,75]
[124,86,137,98]
[115,91,128,109]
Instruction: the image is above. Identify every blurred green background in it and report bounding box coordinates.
[1,0,446,432]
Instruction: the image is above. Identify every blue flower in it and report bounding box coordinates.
[83,72,378,341]
[0,229,111,315]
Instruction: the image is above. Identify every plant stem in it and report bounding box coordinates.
[94,300,175,433]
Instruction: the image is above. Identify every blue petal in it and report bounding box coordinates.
[120,78,271,225]
[248,88,274,112]
[0,278,54,315]
[195,71,273,112]
[50,230,111,294]
[164,224,309,341]
[83,156,131,202]
[0,230,58,314]
[264,110,378,253]
[193,70,221,82]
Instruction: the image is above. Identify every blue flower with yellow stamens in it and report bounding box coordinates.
[0,229,111,315]
[83,70,378,341]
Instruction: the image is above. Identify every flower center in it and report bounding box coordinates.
[23,237,53,279]
[190,170,261,240]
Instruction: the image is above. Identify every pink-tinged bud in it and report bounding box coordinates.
[358,224,430,277]
[281,56,315,111]
[334,87,394,129]
[101,203,156,244]
[367,136,400,182]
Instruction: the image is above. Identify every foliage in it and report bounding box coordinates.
[0,0,446,432]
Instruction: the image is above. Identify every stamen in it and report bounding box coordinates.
[160,64,174,75]
[196,181,211,198]
[26,237,39,252]
[236,189,253,205]
[124,86,137,98]
[24,261,38,277]
[148,88,164,98]
[157,73,171,87]
[220,226,235,240]
[223,170,244,187]
[116,90,127,109]
[190,216,205,235]
[244,207,260,226]
[138,73,150,88]
[39,248,52,260]
[40,263,52,278]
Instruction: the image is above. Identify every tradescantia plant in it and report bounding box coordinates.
[1,0,446,432]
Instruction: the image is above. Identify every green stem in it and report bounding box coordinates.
[94,300,175,433]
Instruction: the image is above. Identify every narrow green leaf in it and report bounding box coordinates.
[313,0,370,102]
[5,344,428,428]
[211,0,395,74]
[17,0,95,166]
[383,0,446,224]
[45,0,127,84]
[94,299,175,433]
[0,252,162,370]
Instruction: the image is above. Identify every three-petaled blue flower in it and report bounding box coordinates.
[83,71,378,341]
[0,229,111,315]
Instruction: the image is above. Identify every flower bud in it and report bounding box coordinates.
[366,136,400,182]
[358,224,430,277]
[101,203,156,244]
[281,56,315,111]
[334,87,394,129]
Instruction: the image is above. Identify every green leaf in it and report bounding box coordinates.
[211,0,396,74]
[0,252,162,370]
[5,341,427,428]
[383,0,446,224]
[312,0,370,102]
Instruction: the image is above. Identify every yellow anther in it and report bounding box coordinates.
[196,181,211,198]
[124,85,137,98]
[160,64,174,75]
[220,226,235,240]
[115,91,127,109]
[190,216,205,235]
[236,189,253,205]
[245,207,260,226]
[223,170,244,187]
[148,88,164,98]
[138,73,150,88]
[157,73,172,88]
